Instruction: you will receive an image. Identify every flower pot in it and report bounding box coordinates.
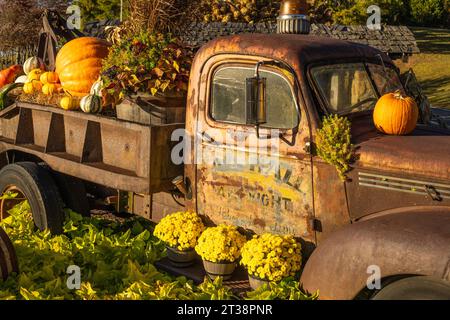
[203,260,236,281]
[166,246,196,268]
[248,274,271,290]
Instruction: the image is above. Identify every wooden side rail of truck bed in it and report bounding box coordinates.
[0,102,183,195]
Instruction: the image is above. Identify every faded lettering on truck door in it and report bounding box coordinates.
[195,58,315,241]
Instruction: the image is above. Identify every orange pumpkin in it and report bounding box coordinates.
[55,37,110,97]
[373,91,419,135]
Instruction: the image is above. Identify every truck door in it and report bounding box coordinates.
[195,55,315,244]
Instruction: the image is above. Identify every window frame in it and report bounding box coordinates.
[207,62,301,131]
[307,59,404,116]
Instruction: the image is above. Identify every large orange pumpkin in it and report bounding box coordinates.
[373,91,419,135]
[55,37,110,97]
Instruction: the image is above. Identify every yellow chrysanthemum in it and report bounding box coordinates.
[195,225,247,263]
[240,233,302,282]
[153,211,205,251]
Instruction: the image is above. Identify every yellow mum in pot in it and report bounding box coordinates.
[241,233,302,283]
[154,211,205,251]
[195,225,247,263]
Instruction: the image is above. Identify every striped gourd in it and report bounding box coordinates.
[80,94,102,114]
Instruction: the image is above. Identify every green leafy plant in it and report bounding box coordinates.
[101,31,193,98]
[315,114,354,181]
[245,277,319,300]
[0,201,232,300]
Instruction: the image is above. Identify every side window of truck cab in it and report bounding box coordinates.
[210,65,299,130]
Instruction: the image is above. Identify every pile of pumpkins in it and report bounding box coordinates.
[20,58,62,97]
[19,37,110,114]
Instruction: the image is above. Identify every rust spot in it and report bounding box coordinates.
[253,218,266,228]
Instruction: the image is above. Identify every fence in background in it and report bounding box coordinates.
[0,46,37,69]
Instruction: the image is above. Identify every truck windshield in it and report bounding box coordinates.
[310,62,403,114]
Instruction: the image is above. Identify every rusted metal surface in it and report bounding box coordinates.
[151,192,185,223]
[280,0,309,15]
[311,160,350,244]
[188,51,315,243]
[346,169,450,221]
[301,211,450,300]
[350,113,450,181]
[185,34,391,236]
[0,102,183,195]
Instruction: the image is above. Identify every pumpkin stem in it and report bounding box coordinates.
[393,90,405,100]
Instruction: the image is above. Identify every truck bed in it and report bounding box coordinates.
[0,102,184,194]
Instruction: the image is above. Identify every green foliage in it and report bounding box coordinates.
[315,114,354,181]
[0,200,317,300]
[101,31,193,97]
[245,277,319,300]
[409,0,448,26]
[75,0,123,24]
[0,201,233,300]
[332,0,409,25]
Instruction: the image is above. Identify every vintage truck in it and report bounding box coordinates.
[0,13,449,299]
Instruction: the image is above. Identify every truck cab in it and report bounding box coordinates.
[182,33,450,299]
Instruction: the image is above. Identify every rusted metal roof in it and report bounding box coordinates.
[196,33,392,67]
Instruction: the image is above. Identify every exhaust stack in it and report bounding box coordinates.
[277,0,311,35]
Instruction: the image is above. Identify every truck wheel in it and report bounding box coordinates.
[372,276,450,300]
[50,172,90,217]
[0,162,64,234]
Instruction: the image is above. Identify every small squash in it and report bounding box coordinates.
[90,78,103,96]
[40,72,59,85]
[42,83,62,96]
[60,95,80,110]
[80,94,102,114]
[28,69,44,82]
[0,83,24,110]
[31,80,43,92]
[373,91,419,135]
[23,57,45,75]
[23,82,35,94]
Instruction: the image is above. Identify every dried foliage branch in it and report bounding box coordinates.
[124,0,198,34]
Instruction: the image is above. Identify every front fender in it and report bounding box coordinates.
[300,210,450,300]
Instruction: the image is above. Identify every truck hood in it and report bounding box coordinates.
[351,115,450,181]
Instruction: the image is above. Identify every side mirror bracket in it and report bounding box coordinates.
[246,61,270,138]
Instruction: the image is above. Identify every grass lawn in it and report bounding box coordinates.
[395,27,450,109]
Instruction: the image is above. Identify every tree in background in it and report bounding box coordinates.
[0,0,68,50]
[331,0,410,25]
[409,0,448,26]
[75,0,122,24]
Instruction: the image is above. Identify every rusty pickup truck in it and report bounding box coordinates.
[0,31,449,299]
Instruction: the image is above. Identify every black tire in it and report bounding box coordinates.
[372,276,450,300]
[0,162,64,234]
[50,172,90,217]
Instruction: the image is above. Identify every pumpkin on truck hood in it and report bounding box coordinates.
[351,114,450,182]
